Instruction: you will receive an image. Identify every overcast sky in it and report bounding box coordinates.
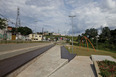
[0,0,116,35]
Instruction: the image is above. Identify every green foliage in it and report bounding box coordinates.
[11,27,16,33]
[99,27,111,43]
[76,27,116,52]
[0,18,7,29]
[85,28,98,38]
[98,60,116,77]
[110,29,116,45]
[65,36,77,41]
[100,70,111,77]
[18,27,32,35]
[11,26,32,35]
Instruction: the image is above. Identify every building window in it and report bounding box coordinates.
[35,34,37,37]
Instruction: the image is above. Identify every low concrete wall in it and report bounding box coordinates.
[93,61,102,77]
[91,55,116,77]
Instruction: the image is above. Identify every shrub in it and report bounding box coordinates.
[97,60,116,77]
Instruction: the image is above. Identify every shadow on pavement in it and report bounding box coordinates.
[90,64,97,77]
[61,46,76,62]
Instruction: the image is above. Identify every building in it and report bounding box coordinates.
[7,26,12,31]
[53,33,61,36]
[0,29,4,40]
[29,33,42,41]
[0,27,12,40]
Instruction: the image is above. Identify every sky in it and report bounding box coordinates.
[0,0,116,35]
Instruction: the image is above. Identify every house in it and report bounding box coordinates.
[53,33,61,36]
[7,26,12,31]
[0,29,4,40]
[43,31,49,35]
[0,28,12,40]
[29,33,42,41]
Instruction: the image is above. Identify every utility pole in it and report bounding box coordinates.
[42,27,44,41]
[15,7,20,40]
[69,15,76,53]
[16,7,20,28]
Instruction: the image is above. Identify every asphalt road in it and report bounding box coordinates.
[0,43,52,60]
[0,43,50,52]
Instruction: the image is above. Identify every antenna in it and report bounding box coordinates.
[15,7,21,40]
[16,7,21,28]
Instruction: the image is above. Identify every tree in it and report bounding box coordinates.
[17,27,32,35]
[77,35,81,43]
[85,29,90,36]
[99,27,111,42]
[85,28,98,38]
[110,29,116,45]
[0,18,7,29]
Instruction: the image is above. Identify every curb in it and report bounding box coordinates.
[6,55,39,77]
[91,55,116,77]
[93,61,102,77]
[91,55,102,77]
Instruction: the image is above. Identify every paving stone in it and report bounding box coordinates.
[49,56,97,77]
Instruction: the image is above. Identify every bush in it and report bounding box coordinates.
[98,60,116,77]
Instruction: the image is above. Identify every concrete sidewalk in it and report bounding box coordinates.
[16,45,68,77]
[49,56,97,77]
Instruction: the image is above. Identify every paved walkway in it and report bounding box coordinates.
[16,45,68,77]
[49,56,97,77]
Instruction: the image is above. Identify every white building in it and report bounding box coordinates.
[53,33,61,36]
[29,33,42,41]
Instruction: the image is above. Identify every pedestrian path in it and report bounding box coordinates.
[49,56,97,77]
[16,45,68,77]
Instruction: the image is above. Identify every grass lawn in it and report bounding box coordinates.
[65,45,116,59]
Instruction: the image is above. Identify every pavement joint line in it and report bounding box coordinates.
[49,56,96,77]
[0,44,51,55]
[47,59,68,77]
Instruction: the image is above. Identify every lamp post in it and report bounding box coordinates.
[69,15,76,53]
[96,35,99,50]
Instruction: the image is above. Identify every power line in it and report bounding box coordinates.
[0,13,15,25]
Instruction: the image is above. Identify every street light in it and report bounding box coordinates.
[69,15,76,53]
[96,35,99,50]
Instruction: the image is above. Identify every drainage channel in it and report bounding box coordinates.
[0,44,55,77]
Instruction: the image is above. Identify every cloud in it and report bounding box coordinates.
[0,0,116,35]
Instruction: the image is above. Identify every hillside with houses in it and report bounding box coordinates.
[0,18,68,42]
